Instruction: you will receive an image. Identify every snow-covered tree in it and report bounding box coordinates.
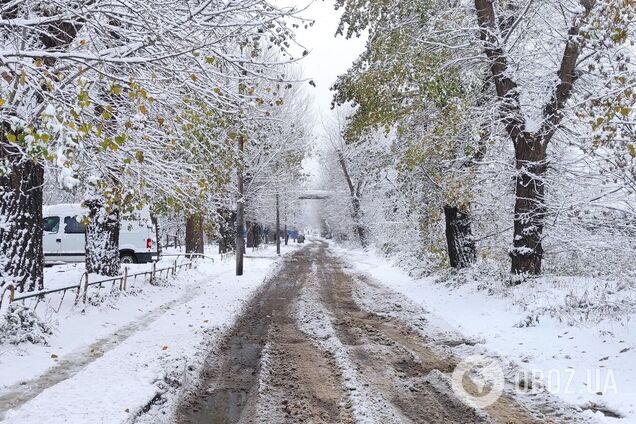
[0,0,304,287]
[331,0,636,280]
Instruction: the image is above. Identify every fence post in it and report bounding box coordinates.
[150,261,156,285]
[82,272,89,304]
[75,276,83,304]
[121,267,128,291]
[173,259,177,277]
[0,284,15,310]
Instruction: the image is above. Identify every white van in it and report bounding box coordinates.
[43,203,158,265]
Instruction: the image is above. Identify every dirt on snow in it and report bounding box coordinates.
[175,241,589,424]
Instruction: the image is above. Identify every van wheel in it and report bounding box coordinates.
[120,254,137,264]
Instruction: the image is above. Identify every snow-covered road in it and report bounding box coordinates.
[171,240,589,424]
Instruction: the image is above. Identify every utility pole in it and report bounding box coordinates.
[236,58,246,276]
[276,193,281,255]
[236,133,245,275]
[284,201,288,246]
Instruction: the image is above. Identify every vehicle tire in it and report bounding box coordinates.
[120,253,137,264]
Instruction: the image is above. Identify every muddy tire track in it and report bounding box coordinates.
[314,251,544,424]
[176,246,353,424]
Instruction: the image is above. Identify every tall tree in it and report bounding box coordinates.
[332,0,483,265]
[242,66,312,256]
[0,1,84,291]
[0,0,304,285]
[473,0,595,277]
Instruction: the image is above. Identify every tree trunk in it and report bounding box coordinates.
[276,193,281,255]
[351,196,368,248]
[246,221,256,248]
[185,214,204,255]
[151,210,161,259]
[443,205,476,269]
[85,200,121,276]
[510,135,547,278]
[338,151,368,248]
[0,136,44,292]
[254,223,262,247]
[217,208,236,254]
[284,224,288,246]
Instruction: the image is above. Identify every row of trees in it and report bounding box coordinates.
[322,0,636,281]
[0,1,311,291]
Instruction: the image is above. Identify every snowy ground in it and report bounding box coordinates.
[0,243,299,423]
[331,245,636,423]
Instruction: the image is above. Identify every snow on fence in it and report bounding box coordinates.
[0,253,214,314]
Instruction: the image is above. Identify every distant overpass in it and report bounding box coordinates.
[298,190,338,200]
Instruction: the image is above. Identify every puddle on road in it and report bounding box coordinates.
[193,389,249,423]
[177,278,291,424]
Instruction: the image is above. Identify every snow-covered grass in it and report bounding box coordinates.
[332,245,636,423]
[0,242,299,423]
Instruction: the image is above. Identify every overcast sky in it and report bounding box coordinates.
[273,1,367,189]
[284,1,366,136]
[271,1,367,225]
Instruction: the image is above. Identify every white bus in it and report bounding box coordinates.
[43,204,158,264]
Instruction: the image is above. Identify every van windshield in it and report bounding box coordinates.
[43,216,60,233]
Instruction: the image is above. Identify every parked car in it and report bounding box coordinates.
[43,203,158,265]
